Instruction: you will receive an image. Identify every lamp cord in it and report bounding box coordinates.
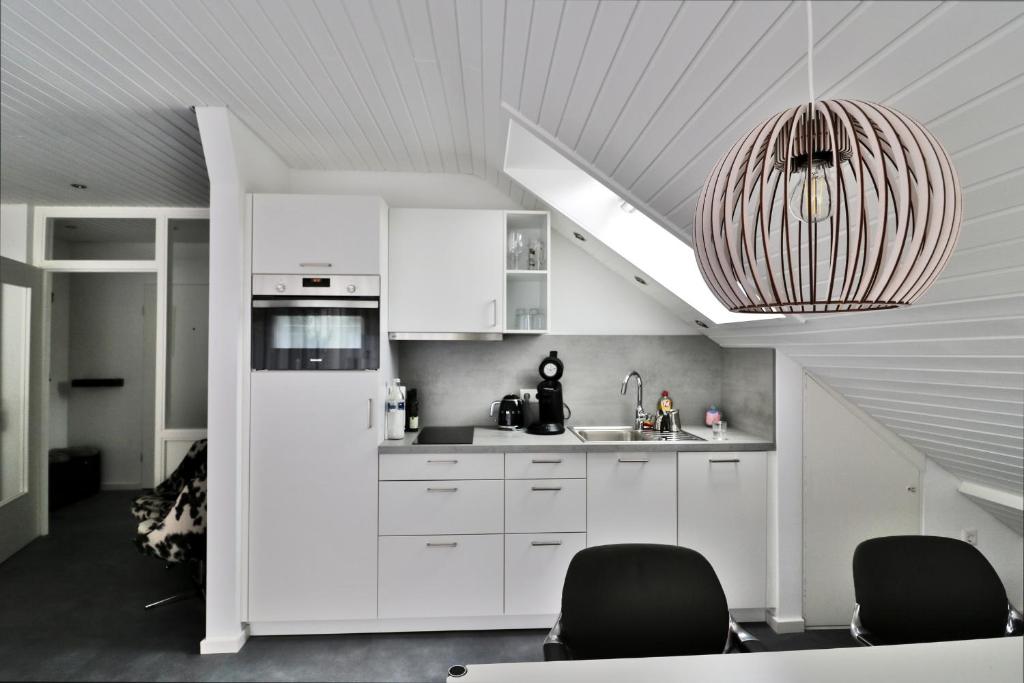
[806,0,815,104]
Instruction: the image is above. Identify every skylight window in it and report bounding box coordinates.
[503,119,782,325]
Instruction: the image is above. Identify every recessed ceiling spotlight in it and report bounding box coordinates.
[70,183,87,189]
[619,201,636,214]
[572,231,586,242]
[694,320,709,329]
[634,275,647,285]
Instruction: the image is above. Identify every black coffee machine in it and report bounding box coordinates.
[528,351,569,435]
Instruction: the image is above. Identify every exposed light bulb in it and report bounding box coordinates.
[788,159,832,223]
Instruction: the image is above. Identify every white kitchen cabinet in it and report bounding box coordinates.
[252,194,383,275]
[586,452,677,546]
[378,534,503,618]
[505,452,585,479]
[249,371,379,622]
[505,533,586,615]
[379,452,504,480]
[388,209,504,334]
[677,452,767,609]
[505,479,586,533]
[378,479,503,536]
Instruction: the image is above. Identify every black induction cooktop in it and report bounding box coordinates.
[415,426,474,445]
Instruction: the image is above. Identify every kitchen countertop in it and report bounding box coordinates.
[378,425,774,454]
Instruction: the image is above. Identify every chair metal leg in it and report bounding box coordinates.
[145,589,199,610]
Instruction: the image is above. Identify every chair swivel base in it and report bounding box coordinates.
[145,587,203,610]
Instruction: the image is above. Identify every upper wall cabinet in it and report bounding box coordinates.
[389,209,505,336]
[251,194,384,275]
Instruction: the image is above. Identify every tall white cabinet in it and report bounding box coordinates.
[248,372,379,622]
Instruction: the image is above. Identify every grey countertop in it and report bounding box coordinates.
[378,425,774,454]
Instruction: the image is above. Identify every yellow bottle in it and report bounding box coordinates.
[659,390,673,413]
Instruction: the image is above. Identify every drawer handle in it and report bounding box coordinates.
[299,262,333,268]
[531,486,562,491]
[427,459,459,464]
[617,458,649,463]
[426,487,458,492]
[426,542,458,548]
[531,540,563,547]
[531,458,563,464]
[709,458,741,464]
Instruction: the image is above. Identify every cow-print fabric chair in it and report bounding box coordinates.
[132,439,207,564]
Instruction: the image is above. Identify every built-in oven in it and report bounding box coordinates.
[251,274,380,371]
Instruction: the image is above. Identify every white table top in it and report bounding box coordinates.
[448,637,1023,683]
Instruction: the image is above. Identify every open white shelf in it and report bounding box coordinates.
[504,211,550,334]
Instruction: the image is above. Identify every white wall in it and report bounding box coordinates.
[1,204,30,263]
[923,461,1024,610]
[196,107,290,654]
[288,169,519,209]
[65,273,156,488]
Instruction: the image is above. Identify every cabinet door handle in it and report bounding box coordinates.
[299,262,332,268]
[426,487,458,493]
[618,457,649,463]
[427,459,459,464]
[709,458,741,464]
[531,540,562,547]
[531,458,563,464]
[531,486,562,491]
[367,398,373,429]
[489,298,497,327]
[426,542,458,548]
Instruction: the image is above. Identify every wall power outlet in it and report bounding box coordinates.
[519,388,534,403]
[961,528,979,546]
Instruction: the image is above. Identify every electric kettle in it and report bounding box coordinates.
[489,395,525,430]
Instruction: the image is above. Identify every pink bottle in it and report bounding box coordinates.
[705,405,721,427]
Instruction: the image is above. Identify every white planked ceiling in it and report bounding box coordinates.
[1,1,1021,519]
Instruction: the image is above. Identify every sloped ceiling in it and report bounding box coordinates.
[1,1,1021,505]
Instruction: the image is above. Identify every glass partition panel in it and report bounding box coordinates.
[47,217,156,260]
[165,219,208,429]
[1,283,31,506]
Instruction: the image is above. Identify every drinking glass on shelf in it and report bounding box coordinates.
[515,308,529,330]
[508,231,525,269]
[529,308,544,330]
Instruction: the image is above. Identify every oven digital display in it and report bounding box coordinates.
[302,277,331,288]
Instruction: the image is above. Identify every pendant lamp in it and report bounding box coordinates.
[694,2,962,314]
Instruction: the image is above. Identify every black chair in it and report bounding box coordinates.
[543,544,764,660]
[851,535,1024,646]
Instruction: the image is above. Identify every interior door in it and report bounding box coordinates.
[803,374,922,626]
[0,257,45,563]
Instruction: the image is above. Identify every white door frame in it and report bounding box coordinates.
[33,206,209,510]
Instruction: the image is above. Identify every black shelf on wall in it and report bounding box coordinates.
[70,378,124,388]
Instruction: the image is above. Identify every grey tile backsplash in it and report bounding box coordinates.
[396,335,774,437]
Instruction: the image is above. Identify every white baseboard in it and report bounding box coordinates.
[767,610,806,634]
[249,614,553,637]
[730,608,767,623]
[199,625,249,654]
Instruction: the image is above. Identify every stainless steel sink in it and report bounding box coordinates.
[569,426,704,443]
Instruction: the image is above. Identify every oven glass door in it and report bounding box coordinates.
[252,298,379,370]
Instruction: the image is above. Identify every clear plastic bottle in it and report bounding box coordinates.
[386,378,406,440]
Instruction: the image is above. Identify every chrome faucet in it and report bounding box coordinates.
[621,370,649,430]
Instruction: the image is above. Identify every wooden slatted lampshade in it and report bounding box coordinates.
[693,99,962,314]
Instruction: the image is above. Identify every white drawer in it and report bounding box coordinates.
[505,533,586,616]
[379,534,503,618]
[505,479,586,533]
[379,452,503,480]
[379,480,503,535]
[505,452,585,479]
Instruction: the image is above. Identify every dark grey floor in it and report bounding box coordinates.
[0,492,854,682]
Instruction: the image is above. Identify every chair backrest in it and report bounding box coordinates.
[852,535,1008,644]
[156,439,208,496]
[559,544,730,659]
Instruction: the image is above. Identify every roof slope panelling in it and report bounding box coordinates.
[1,1,1021,498]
